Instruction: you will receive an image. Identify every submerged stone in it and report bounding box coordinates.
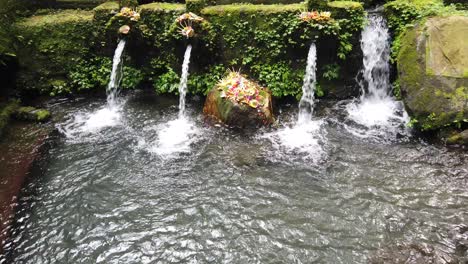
[203,72,274,128]
[398,15,468,132]
[14,106,51,122]
[0,100,19,137]
[446,129,468,145]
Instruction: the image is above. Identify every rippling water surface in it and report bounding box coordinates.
[5,92,468,263]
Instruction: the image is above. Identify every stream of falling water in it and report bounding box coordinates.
[58,39,127,138]
[106,39,127,107]
[178,44,192,118]
[345,14,409,139]
[149,44,199,157]
[298,42,317,124]
[260,42,326,162]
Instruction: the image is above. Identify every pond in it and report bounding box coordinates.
[5,92,468,263]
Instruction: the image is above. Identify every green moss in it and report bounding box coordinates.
[215,0,303,4]
[139,2,186,11]
[326,1,363,20]
[17,10,94,27]
[0,100,19,137]
[398,18,468,131]
[327,1,363,9]
[186,0,206,13]
[397,27,422,93]
[306,0,328,10]
[36,109,51,121]
[93,1,119,25]
[11,0,364,100]
[201,3,305,15]
[94,1,119,10]
[56,0,104,9]
[15,9,96,94]
[15,106,51,122]
[94,1,120,14]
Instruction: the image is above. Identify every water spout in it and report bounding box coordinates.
[298,42,317,124]
[106,38,126,107]
[178,44,192,118]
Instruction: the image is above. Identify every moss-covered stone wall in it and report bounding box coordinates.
[14,10,96,96]
[13,1,365,99]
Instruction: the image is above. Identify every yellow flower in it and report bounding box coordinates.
[248,100,259,108]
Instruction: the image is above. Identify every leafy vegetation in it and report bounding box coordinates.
[384,0,466,61]
[12,1,365,99]
[68,57,144,94]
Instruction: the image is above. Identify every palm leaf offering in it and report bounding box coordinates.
[217,72,269,109]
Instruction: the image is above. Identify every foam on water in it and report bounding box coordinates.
[345,14,409,139]
[139,44,198,157]
[260,120,326,163]
[347,97,408,127]
[58,103,123,140]
[261,42,325,162]
[145,117,200,157]
[59,39,127,140]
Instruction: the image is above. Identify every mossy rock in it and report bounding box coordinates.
[213,0,303,5]
[203,74,274,128]
[139,2,186,11]
[398,15,468,131]
[14,106,51,122]
[56,0,106,9]
[446,129,468,145]
[201,3,305,15]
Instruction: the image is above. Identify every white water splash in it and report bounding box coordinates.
[298,43,317,124]
[144,44,198,156]
[178,44,192,118]
[145,117,200,157]
[261,43,325,162]
[260,120,326,163]
[346,14,409,139]
[59,40,127,139]
[58,104,124,141]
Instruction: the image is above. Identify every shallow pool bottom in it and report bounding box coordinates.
[5,93,468,263]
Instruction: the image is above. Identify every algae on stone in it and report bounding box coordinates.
[398,16,468,131]
[15,10,95,94]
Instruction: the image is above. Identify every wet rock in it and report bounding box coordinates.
[14,106,51,122]
[369,243,459,264]
[449,225,468,256]
[203,72,275,128]
[398,16,468,132]
[0,100,19,137]
[446,129,468,146]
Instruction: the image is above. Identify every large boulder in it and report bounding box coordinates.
[203,72,275,128]
[398,16,468,132]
